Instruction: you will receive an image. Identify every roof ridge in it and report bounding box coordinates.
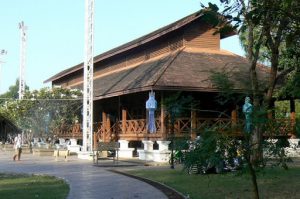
[150,47,185,87]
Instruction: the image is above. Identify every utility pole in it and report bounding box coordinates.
[19,21,27,100]
[82,0,95,152]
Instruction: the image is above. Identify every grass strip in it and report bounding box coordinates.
[0,173,69,199]
[126,167,300,199]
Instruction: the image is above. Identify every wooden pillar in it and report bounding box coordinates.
[231,109,237,126]
[102,112,107,129]
[122,109,127,134]
[231,109,238,135]
[290,99,296,138]
[267,110,273,119]
[106,116,111,142]
[102,112,107,142]
[191,110,197,140]
[161,93,167,139]
[93,133,98,150]
[290,98,295,113]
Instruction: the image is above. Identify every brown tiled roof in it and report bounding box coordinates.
[155,48,269,91]
[72,52,180,99]
[44,10,234,84]
[70,48,269,99]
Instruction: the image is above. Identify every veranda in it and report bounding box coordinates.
[54,92,296,161]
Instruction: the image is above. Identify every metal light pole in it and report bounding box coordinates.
[0,49,7,93]
[19,21,27,100]
[82,0,95,152]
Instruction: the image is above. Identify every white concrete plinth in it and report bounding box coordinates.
[138,149,154,161]
[138,140,171,162]
[119,149,135,158]
[67,139,81,154]
[68,145,81,153]
[138,149,171,162]
[153,150,171,162]
[119,140,129,149]
[157,141,170,151]
[59,138,65,145]
[286,139,300,157]
[118,140,134,158]
[70,139,77,146]
[77,151,93,160]
[155,141,171,162]
[266,138,300,158]
[142,140,154,150]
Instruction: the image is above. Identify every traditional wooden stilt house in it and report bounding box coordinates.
[45,11,296,161]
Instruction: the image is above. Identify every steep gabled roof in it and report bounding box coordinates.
[69,48,269,99]
[45,10,234,84]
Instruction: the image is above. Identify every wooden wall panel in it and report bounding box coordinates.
[169,36,184,51]
[149,42,170,59]
[184,23,220,49]
[126,52,145,66]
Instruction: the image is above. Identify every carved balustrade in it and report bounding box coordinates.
[54,117,295,140]
[53,123,82,139]
[122,119,147,134]
[264,118,293,137]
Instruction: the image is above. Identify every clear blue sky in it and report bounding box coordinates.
[0,0,244,94]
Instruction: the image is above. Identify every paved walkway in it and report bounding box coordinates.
[0,151,168,199]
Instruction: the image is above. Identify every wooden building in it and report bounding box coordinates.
[45,11,294,161]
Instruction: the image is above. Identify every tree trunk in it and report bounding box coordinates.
[265,52,279,108]
[247,21,264,167]
[247,157,260,199]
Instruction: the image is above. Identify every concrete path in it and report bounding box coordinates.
[0,151,168,199]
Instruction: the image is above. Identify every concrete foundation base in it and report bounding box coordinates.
[138,140,171,162]
[118,140,134,158]
[286,139,300,157]
[119,149,135,158]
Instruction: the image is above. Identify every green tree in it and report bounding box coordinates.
[201,0,298,165]
[0,87,82,143]
[185,2,300,198]
[162,92,193,169]
[0,79,29,103]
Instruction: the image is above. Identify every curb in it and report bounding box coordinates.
[109,169,187,199]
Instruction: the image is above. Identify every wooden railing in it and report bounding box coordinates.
[196,117,232,131]
[264,118,294,137]
[122,119,147,134]
[94,122,119,142]
[54,117,295,140]
[173,117,191,134]
[53,123,82,139]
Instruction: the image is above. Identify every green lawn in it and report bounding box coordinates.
[0,173,69,199]
[127,166,300,199]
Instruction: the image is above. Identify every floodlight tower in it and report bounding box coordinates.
[0,49,7,93]
[19,21,27,100]
[82,0,95,152]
